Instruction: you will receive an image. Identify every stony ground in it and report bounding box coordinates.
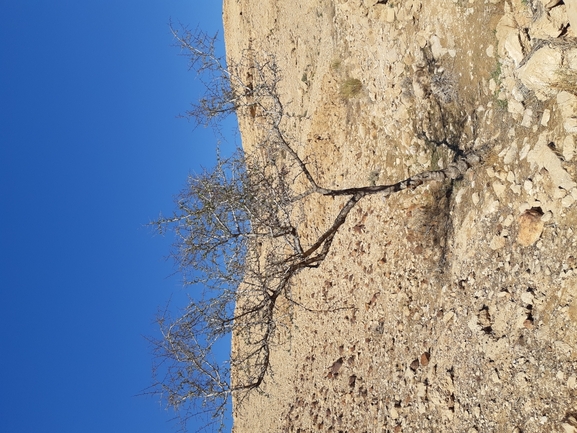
[223,0,577,431]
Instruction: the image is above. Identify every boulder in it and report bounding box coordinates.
[517,46,563,100]
[496,14,524,66]
[530,6,568,39]
[539,0,563,9]
[517,208,544,247]
[557,91,577,133]
[527,132,577,191]
[566,0,577,32]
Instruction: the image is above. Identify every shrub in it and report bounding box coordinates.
[553,68,577,95]
[339,78,362,99]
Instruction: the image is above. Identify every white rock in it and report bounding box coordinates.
[386,7,395,22]
[489,78,497,93]
[496,14,524,66]
[517,47,563,100]
[555,188,568,199]
[490,235,506,250]
[567,48,577,70]
[493,181,506,197]
[542,210,553,222]
[530,8,566,39]
[508,99,525,115]
[443,311,455,323]
[527,133,577,190]
[486,199,500,214]
[541,109,551,126]
[520,142,531,160]
[521,291,534,304]
[503,145,517,165]
[565,118,577,134]
[512,86,525,102]
[559,91,577,118]
[540,0,563,9]
[551,5,570,29]
[521,108,533,127]
[486,44,495,58]
[566,0,577,32]
[562,194,576,208]
[568,374,577,388]
[430,35,446,59]
[468,315,479,331]
[563,135,575,161]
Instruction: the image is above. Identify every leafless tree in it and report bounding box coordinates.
[149,22,483,432]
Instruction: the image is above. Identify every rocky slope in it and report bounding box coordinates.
[223,0,577,431]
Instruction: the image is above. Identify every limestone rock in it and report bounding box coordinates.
[527,132,577,191]
[496,14,524,66]
[430,35,446,59]
[563,135,576,161]
[540,0,563,9]
[517,46,563,100]
[566,0,577,32]
[557,91,577,133]
[566,48,577,70]
[530,6,568,39]
[517,208,545,246]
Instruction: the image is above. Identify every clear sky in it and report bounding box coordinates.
[0,1,234,432]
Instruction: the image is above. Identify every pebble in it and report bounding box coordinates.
[486,44,494,58]
[562,194,575,208]
[541,109,551,126]
[521,292,534,304]
[521,109,533,128]
[492,181,506,197]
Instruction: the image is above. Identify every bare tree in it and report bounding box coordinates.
[149,23,483,432]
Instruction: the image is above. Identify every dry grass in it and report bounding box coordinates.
[339,78,362,99]
[330,58,342,71]
[553,68,577,95]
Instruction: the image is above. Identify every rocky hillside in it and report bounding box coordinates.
[223,0,577,431]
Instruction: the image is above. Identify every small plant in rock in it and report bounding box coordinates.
[339,78,362,99]
[431,70,457,103]
[495,98,508,112]
[553,68,577,95]
[367,169,381,186]
[330,58,342,71]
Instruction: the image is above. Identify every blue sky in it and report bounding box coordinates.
[0,1,235,432]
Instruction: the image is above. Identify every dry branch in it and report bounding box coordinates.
[149,24,483,432]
